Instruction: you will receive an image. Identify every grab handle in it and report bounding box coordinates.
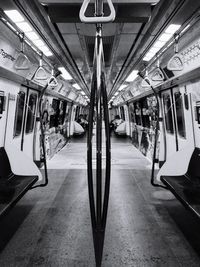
[79,0,116,23]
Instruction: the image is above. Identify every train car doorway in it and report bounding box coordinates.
[162,86,194,161]
[5,86,38,160]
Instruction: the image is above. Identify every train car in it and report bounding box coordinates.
[110,5,200,216]
[0,14,88,213]
[1,0,200,266]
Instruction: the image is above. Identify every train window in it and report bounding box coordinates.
[129,103,135,123]
[14,91,26,137]
[174,92,186,138]
[135,102,142,125]
[141,99,150,128]
[75,106,80,121]
[26,94,37,133]
[120,106,125,120]
[59,101,67,125]
[50,99,60,128]
[163,94,174,134]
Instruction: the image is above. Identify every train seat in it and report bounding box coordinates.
[0,147,38,217]
[161,147,200,219]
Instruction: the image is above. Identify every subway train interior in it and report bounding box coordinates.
[1,0,200,266]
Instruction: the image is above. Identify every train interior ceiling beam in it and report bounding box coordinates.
[46,3,152,23]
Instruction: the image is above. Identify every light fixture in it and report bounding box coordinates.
[58,67,73,80]
[4,10,24,23]
[143,24,181,62]
[43,50,53,57]
[32,39,45,47]
[126,70,138,82]
[118,84,127,91]
[153,40,165,48]
[158,33,173,42]
[114,92,118,96]
[80,91,85,95]
[39,46,53,56]
[165,24,181,34]
[73,83,81,90]
[149,46,160,54]
[40,45,49,52]
[25,31,39,40]
[4,9,53,58]
[16,22,33,32]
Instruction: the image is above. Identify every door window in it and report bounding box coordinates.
[25,93,37,133]
[174,92,186,138]
[14,91,26,137]
[163,93,174,134]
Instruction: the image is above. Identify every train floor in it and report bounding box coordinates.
[0,134,200,266]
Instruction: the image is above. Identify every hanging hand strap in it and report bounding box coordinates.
[48,69,58,87]
[35,53,48,80]
[79,0,116,23]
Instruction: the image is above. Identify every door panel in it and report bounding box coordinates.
[162,86,194,161]
[23,89,38,159]
[172,86,194,151]
[5,86,27,151]
[162,90,177,160]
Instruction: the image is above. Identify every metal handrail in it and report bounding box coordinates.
[79,0,116,23]
[83,1,113,265]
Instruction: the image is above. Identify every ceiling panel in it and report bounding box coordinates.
[122,23,142,34]
[57,23,77,34]
[40,0,160,3]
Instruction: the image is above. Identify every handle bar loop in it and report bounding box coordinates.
[79,0,116,24]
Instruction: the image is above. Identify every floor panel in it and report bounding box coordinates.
[0,136,199,266]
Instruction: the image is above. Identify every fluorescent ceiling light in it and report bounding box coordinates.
[80,91,85,95]
[126,70,138,82]
[40,45,50,53]
[73,83,81,90]
[43,50,53,57]
[25,31,39,40]
[143,24,181,62]
[149,46,160,54]
[165,24,181,34]
[159,33,173,42]
[32,39,45,47]
[58,67,73,80]
[4,9,53,58]
[143,56,151,61]
[4,10,24,23]
[119,84,127,91]
[16,22,33,32]
[153,40,165,48]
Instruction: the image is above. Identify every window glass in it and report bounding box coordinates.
[59,101,67,125]
[163,93,174,134]
[14,91,26,137]
[50,99,60,128]
[129,103,135,123]
[120,106,125,120]
[75,106,80,121]
[135,102,142,125]
[174,92,186,138]
[141,99,150,128]
[26,93,37,133]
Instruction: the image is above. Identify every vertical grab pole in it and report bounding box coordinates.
[87,74,97,230]
[80,1,115,266]
[101,73,111,229]
[96,28,103,230]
